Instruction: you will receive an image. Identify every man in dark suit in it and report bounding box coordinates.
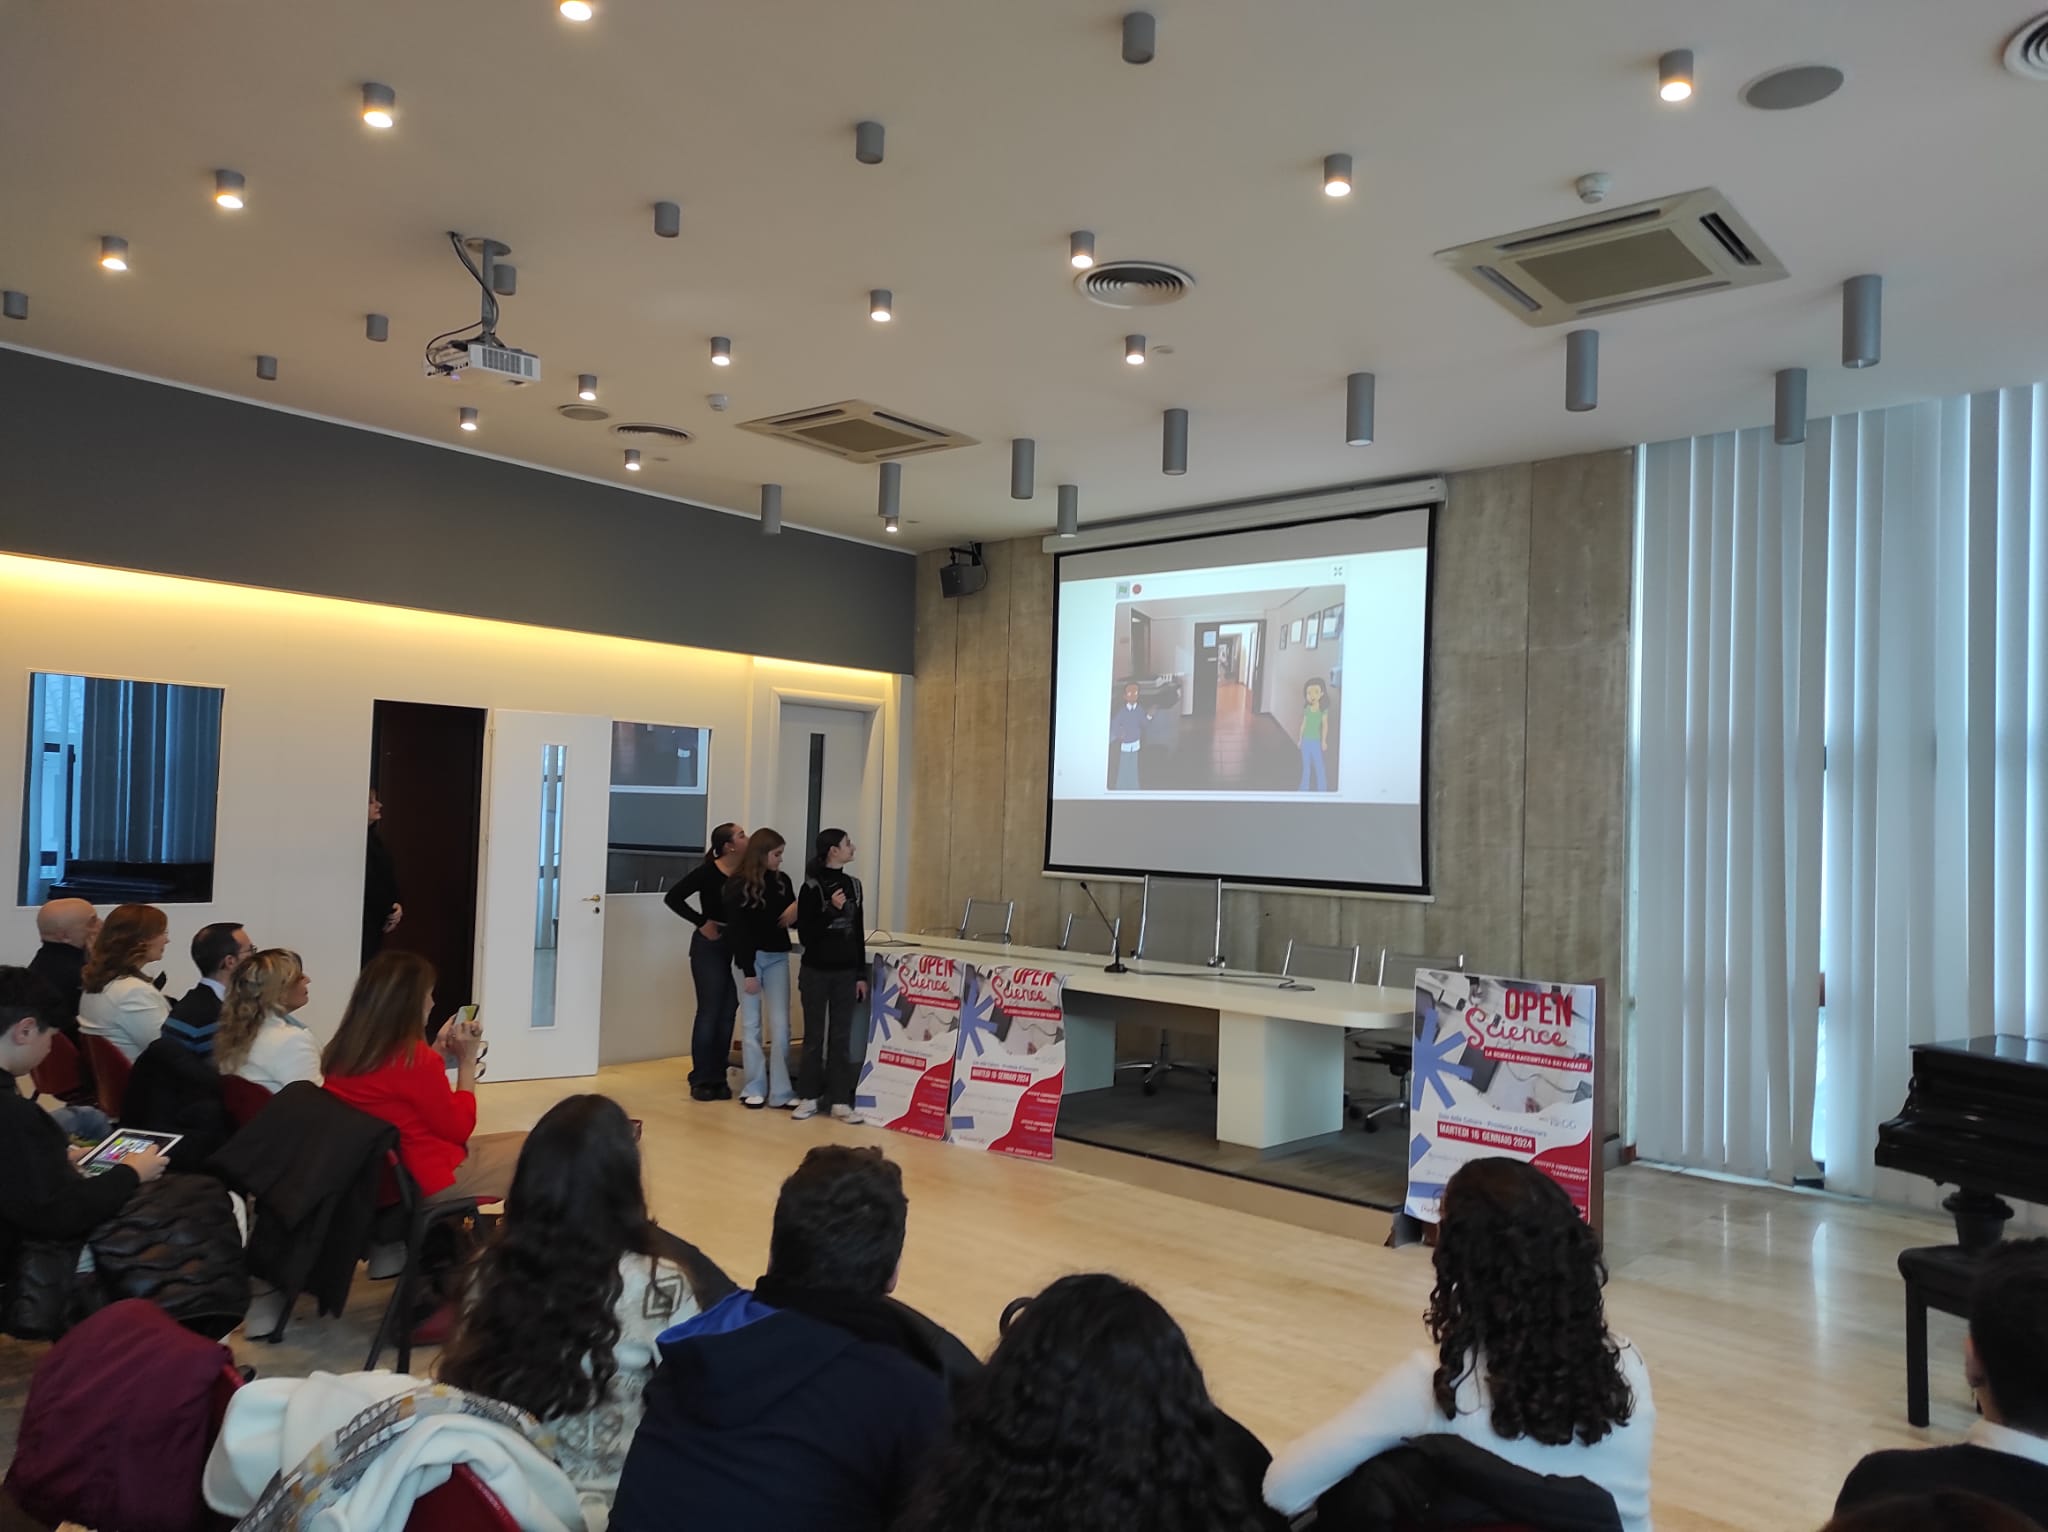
[163,922,252,1057]
[1836,1239,2048,1526]
[25,898,99,1104]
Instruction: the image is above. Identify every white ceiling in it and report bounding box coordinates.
[3,0,2043,551]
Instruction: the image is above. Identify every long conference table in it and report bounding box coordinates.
[871,935,1413,1150]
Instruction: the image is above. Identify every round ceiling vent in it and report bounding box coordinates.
[612,422,693,443]
[556,403,610,422]
[2005,12,2048,79]
[1074,260,1196,309]
[1741,64,1845,110]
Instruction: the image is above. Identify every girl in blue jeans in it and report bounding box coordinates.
[1299,676,1332,793]
[723,829,798,1109]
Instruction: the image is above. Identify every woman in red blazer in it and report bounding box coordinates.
[321,952,524,1202]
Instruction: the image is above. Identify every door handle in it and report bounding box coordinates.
[582,894,602,903]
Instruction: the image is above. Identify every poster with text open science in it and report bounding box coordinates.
[857,951,964,1141]
[949,965,1067,1160]
[1403,970,1598,1223]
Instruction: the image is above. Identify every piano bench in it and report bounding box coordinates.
[1898,1244,1982,1428]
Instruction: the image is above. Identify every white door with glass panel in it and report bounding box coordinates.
[479,710,610,1081]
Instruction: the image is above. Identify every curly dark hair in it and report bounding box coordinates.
[1424,1157,1633,1447]
[896,1273,1265,1532]
[436,1094,658,1421]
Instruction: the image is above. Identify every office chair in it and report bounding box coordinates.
[1351,949,1464,1133]
[1116,875,1223,1095]
[1059,908,1121,956]
[1280,939,1361,983]
[957,897,1016,943]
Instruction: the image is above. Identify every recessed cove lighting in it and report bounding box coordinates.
[623,448,641,471]
[213,169,246,210]
[1658,49,1695,103]
[1070,231,1096,269]
[1323,153,1353,197]
[361,82,397,129]
[869,289,893,322]
[459,405,479,431]
[98,235,129,272]
[578,374,598,402]
[1124,334,1147,365]
[710,336,732,366]
[560,0,594,20]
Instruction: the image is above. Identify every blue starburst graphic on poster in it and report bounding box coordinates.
[1410,1132,1431,1167]
[949,1072,973,1132]
[957,976,998,1061]
[1412,1022,1472,1111]
[858,960,896,1108]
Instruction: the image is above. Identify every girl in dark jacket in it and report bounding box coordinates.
[792,830,868,1123]
[723,830,797,1110]
[664,823,747,1103]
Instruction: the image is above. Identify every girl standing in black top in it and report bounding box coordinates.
[664,822,746,1102]
[792,829,869,1123]
[723,829,798,1110]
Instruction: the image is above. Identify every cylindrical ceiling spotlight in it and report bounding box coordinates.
[878,459,903,522]
[213,169,246,210]
[1010,438,1036,500]
[855,120,885,165]
[560,1,594,20]
[1658,49,1695,102]
[459,406,479,432]
[1774,367,1808,446]
[1323,153,1353,197]
[365,312,389,342]
[1124,334,1147,366]
[577,374,598,402]
[1069,230,1096,269]
[98,235,129,272]
[361,82,397,129]
[710,335,732,367]
[1057,484,1080,539]
[255,355,278,382]
[491,263,517,297]
[3,291,27,321]
[1842,274,1882,369]
[760,484,783,536]
[653,200,681,239]
[869,288,893,322]
[623,448,642,472]
[1122,11,1156,64]
[1345,371,1376,446]
[1162,408,1189,475]
[1565,329,1600,413]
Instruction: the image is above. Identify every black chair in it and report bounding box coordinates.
[1117,874,1224,1094]
[1350,950,1464,1133]
[1898,1243,1983,1427]
[362,1153,494,1374]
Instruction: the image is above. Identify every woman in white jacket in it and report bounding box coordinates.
[214,948,323,1091]
[78,902,171,1061]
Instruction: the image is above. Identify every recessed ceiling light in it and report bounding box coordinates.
[1070,230,1096,269]
[578,373,598,402]
[213,169,246,210]
[869,288,893,322]
[98,235,129,272]
[560,0,594,19]
[710,336,732,367]
[623,448,641,471]
[1658,49,1694,103]
[1323,153,1353,197]
[459,405,479,431]
[361,82,397,129]
[1125,333,1147,365]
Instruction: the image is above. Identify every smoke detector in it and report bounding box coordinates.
[2005,12,2048,79]
[1074,259,1196,309]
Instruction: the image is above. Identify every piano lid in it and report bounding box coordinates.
[1912,1034,2048,1068]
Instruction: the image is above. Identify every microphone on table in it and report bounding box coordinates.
[1077,881,1130,974]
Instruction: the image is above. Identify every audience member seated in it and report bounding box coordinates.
[438,1094,699,1522]
[0,968,168,1338]
[321,951,523,1205]
[611,1145,955,1532]
[1265,1156,1653,1532]
[163,920,253,1058]
[1823,1492,2048,1532]
[214,949,321,1091]
[1836,1239,2048,1527]
[26,897,98,1056]
[77,902,173,1062]
[898,1272,1280,1532]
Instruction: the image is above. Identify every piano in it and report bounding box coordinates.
[1876,1034,2048,1249]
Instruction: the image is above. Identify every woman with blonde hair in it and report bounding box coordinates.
[322,951,524,1203]
[214,948,322,1091]
[78,902,171,1061]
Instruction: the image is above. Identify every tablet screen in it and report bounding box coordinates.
[79,1128,181,1176]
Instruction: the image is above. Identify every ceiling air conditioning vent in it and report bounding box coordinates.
[611,422,692,442]
[738,400,977,463]
[1436,187,1786,326]
[1074,260,1196,309]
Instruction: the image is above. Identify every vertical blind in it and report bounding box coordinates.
[1633,386,2047,1198]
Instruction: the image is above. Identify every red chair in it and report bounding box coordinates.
[220,1075,274,1128]
[30,1031,86,1103]
[81,1037,133,1121]
[404,1466,519,1532]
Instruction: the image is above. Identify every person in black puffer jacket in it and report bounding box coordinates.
[792,829,869,1124]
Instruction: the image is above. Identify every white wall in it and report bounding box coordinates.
[0,555,910,1067]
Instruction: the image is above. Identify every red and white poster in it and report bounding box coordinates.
[1403,971,1598,1223]
[949,965,1067,1160]
[857,951,965,1141]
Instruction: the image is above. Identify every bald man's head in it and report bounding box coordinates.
[36,899,99,949]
